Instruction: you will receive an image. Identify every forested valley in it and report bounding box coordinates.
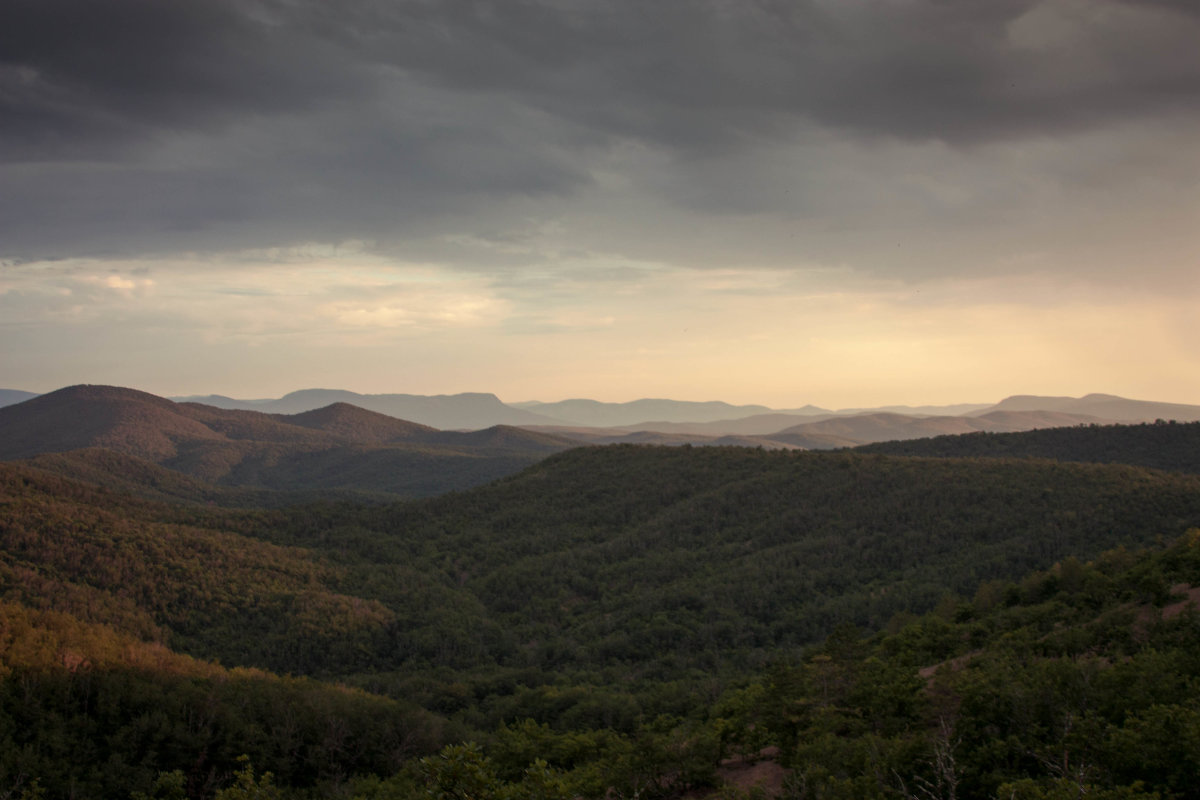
[3,423,1200,798]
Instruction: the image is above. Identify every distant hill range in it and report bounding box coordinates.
[521,393,1200,448]
[0,385,575,499]
[173,388,558,429]
[530,408,1148,449]
[509,398,820,427]
[3,386,1198,450]
[969,392,1200,422]
[0,389,38,408]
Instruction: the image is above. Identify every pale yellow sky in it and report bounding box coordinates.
[4,252,1197,408]
[3,1,1199,407]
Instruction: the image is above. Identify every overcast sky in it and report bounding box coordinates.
[2,0,1198,407]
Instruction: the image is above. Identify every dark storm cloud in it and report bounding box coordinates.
[2,0,1199,260]
[307,0,1200,146]
[0,0,368,160]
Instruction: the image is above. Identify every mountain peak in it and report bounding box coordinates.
[281,402,437,442]
[0,384,225,460]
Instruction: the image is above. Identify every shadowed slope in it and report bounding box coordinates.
[858,420,1200,473]
[0,385,226,460]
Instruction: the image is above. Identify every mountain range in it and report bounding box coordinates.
[4,382,1200,798]
[172,388,557,429]
[5,387,1200,453]
[169,390,1200,430]
[0,385,574,499]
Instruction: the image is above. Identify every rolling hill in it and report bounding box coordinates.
[769,409,1112,447]
[858,419,1200,473]
[6,417,1200,798]
[0,384,229,460]
[205,388,558,429]
[10,437,1200,681]
[279,401,439,443]
[0,385,576,498]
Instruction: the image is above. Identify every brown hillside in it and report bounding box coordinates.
[280,402,438,443]
[177,402,341,445]
[0,385,226,461]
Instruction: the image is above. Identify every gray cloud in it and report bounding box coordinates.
[2,0,1198,273]
[0,0,367,159]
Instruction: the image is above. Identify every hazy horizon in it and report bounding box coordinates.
[4,1,1198,409]
[9,383,1200,418]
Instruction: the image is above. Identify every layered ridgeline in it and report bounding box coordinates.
[8,385,1200,448]
[0,385,575,500]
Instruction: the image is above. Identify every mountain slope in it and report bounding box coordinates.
[16,448,269,506]
[772,409,1112,447]
[280,402,439,443]
[13,440,1200,681]
[0,461,401,672]
[711,531,1200,800]
[0,385,228,460]
[285,445,1200,677]
[0,386,574,498]
[858,419,1200,473]
[7,433,1200,797]
[0,598,446,799]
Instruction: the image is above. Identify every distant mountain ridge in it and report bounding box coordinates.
[973,392,1200,422]
[171,390,1200,432]
[0,389,39,408]
[174,388,558,429]
[7,386,1199,440]
[0,385,576,498]
[512,398,790,427]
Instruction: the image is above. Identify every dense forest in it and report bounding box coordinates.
[858,420,1200,473]
[3,422,1200,798]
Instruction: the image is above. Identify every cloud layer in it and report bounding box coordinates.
[2,0,1198,402]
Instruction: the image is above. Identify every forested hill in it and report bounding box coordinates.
[8,445,1200,679]
[246,446,1200,678]
[856,419,1200,473]
[6,442,1200,797]
[5,444,1200,797]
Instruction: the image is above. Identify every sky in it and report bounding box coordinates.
[2,0,1198,408]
